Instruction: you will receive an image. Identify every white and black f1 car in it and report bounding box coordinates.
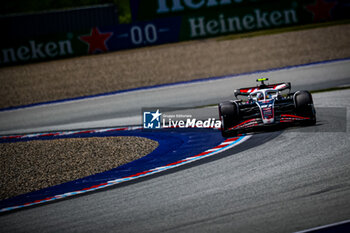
[218,78,316,137]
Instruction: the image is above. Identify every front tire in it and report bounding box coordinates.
[294,91,316,125]
[218,101,239,137]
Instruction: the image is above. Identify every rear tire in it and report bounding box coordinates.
[294,91,316,125]
[218,101,239,137]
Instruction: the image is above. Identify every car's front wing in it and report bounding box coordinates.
[226,114,311,133]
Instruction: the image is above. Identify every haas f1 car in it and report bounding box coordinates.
[218,78,316,137]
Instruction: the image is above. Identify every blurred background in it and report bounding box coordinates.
[1,0,349,66]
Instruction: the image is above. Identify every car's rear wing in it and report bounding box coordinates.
[234,82,291,97]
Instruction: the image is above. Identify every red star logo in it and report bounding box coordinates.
[80,27,113,54]
[305,0,337,22]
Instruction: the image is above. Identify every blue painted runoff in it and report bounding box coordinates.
[0,128,225,210]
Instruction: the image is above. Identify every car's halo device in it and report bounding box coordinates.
[219,78,316,137]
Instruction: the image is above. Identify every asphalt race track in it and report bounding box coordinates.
[1,58,350,135]
[0,59,350,232]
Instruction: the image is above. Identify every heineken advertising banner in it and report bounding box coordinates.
[180,1,301,40]
[131,0,349,40]
[0,17,182,66]
[131,0,349,23]
[130,0,278,21]
[1,0,348,66]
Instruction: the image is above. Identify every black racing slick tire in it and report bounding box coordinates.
[218,101,239,137]
[294,90,316,125]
